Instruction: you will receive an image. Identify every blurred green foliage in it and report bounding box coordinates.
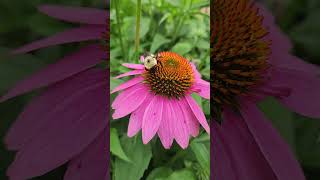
[110,0,210,179]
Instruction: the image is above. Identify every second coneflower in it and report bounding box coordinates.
[111,52,210,149]
[212,0,319,180]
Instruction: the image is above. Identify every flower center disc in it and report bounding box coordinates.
[144,52,194,98]
[211,0,270,112]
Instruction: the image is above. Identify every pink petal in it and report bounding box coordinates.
[122,63,144,70]
[270,68,320,118]
[64,133,107,180]
[13,26,104,54]
[170,100,189,149]
[114,69,144,79]
[157,99,174,149]
[179,99,199,137]
[190,62,201,79]
[212,107,277,179]
[212,123,237,180]
[112,84,144,109]
[142,96,164,144]
[192,79,210,99]
[7,85,107,179]
[1,44,104,102]
[111,76,144,94]
[140,56,145,63]
[185,95,210,133]
[5,69,105,150]
[258,3,320,74]
[127,96,152,137]
[240,100,305,180]
[112,86,149,119]
[38,5,107,25]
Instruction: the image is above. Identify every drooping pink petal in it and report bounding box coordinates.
[111,76,144,94]
[64,133,107,180]
[240,100,305,180]
[142,96,164,144]
[127,96,152,137]
[5,69,105,150]
[122,63,144,70]
[38,5,107,25]
[179,99,199,137]
[157,99,174,149]
[1,44,104,102]
[114,69,144,79]
[192,79,210,99]
[112,86,149,119]
[212,122,238,180]
[13,26,104,54]
[170,100,189,149]
[270,67,320,118]
[212,107,278,180]
[185,95,210,133]
[7,86,107,180]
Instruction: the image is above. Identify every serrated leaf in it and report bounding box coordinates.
[190,141,210,175]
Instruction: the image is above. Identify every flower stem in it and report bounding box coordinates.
[135,0,142,61]
[115,0,126,59]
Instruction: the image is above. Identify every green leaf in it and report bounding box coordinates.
[190,141,210,175]
[0,47,45,94]
[110,128,131,162]
[165,0,182,7]
[110,78,123,92]
[160,169,196,180]
[192,133,209,143]
[146,167,173,180]
[295,115,320,169]
[290,10,320,60]
[150,34,170,53]
[196,39,209,50]
[258,97,295,149]
[123,16,151,41]
[191,93,202,109]
[172,42,192,55]
[27,14,70,36]
[114,135,152,180]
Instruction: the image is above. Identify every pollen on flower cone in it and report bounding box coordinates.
[211,0,270,115]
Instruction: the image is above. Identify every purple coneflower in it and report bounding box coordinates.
[111,52,210,149]
[1,5,109,180]
[212,0,319,180]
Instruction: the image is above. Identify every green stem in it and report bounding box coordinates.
[115,0,126,59]
[135,0,142,61]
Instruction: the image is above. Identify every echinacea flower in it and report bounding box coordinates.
[1,5,109,180]
[111,52,210,149]
[212,0,320,180]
